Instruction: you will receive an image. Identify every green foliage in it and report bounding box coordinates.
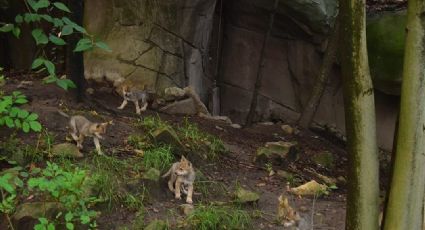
[0,162,99,229]
[184,205,252,230]
[28,162,99,229]
[142,145,174,171]
[0,90,42,133]
[0,0,111,90]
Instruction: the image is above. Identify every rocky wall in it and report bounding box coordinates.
[83,0,217,99]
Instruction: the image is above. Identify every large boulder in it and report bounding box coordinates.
[367,10,406,95]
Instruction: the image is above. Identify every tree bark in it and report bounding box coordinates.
[245,0,279,126]
[383,0,425,229]
[298,17,340,128]
[340,0,380,229]
[66,0,85,102]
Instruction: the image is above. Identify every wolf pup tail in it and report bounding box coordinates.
[162,168,172,178]
[57,110,70,118]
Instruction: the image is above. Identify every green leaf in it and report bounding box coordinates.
[80,215,90,224]
[62,17,86,33]
[27,113,39,121]
[43,60,55,75]
[95,42,111,52]
[42,75,57,84]
[12,27,20,38]
[31,0,50,11]
[14,177,23,188]
[29,121,42,132]
[14,98,28,104]
[32,58,45,69]
[19,172,29,178]
[9,107,20,117]
[53,2,71,13]
[56,79,69,90]
[24,13,41,23]
[53,18,64,27]
[65,223,74,230]
[65,212,74,222]
[22,121,30,133]
[32,29,49,45]
[56,79,76,90]
[17,110,29,119]
[5,117,14,128]
[47,223,55,230]
[15,15,23,23]
[49,35,66,45]
[61,25,73,36]
[34,225,44,230]
[74,38,93,52]
[0,24,14,33]
[40,14,53,23]
[15,119,22,128]
[0,118,4,126]
[38,217,49,225]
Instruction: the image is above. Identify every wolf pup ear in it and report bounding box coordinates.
[181,155,187,161]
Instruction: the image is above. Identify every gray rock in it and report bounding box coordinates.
[163,87,186,101]
[179,204,194,216]
[13,202,64,223]
[311,151,335,169]
[159,98,197,115]
[281,124,294,135]
[254,141,298,164]
[51,143,84,159]
[151,127,185,152]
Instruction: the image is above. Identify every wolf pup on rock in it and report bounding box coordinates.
[117,85,150,115]
[162,156,196,204]
[58,110,111,155]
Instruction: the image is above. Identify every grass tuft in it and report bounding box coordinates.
[142,145,175,171]
[185,205,252,230]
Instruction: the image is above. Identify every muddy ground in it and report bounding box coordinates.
[0,76,353,230]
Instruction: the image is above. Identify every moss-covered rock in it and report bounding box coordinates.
[367,10,406,95]
[51,143,83,159]
[234,187,260,204]
[144,219,169,230]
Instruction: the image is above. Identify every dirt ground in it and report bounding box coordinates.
[1,76,349,230]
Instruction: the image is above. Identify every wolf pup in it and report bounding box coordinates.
[162,156,196,204]
[58,110,110,155]
[117,85,150,115]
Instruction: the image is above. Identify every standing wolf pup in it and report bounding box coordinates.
[117,85,150,115]
[162,156,196,204]
[58,110,110,155]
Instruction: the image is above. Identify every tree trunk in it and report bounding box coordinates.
[383,0,425,229]
[66,0,85,102]
[298,17,340,128]
[245,0,279,126]
[340,0,380,229]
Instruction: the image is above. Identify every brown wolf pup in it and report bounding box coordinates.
[162,156,196,204]
[58,110,110,155]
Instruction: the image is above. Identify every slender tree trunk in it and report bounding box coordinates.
[67,0,85,102]
[383,0,425,229]
[340,0,380,229]
[245,0,279,126]
[298,17,340,128]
